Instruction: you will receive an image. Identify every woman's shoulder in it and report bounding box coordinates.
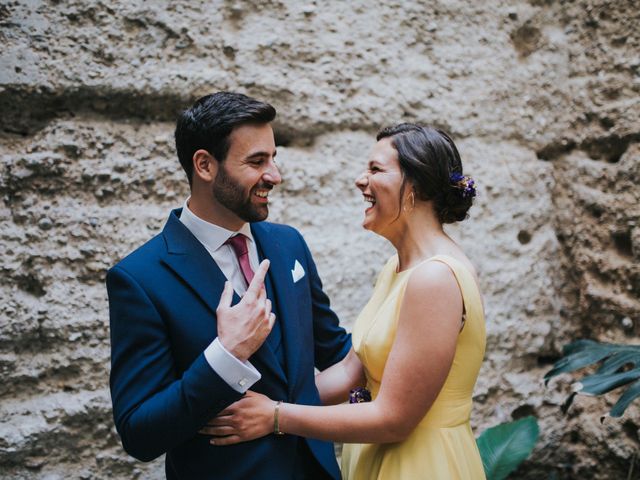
[398,260,465,334]
[403,255,474,307]
[417,254,479,286]
[406,254,484,321]
[407,258,460,294]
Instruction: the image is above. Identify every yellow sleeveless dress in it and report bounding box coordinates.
[341,254,486,480]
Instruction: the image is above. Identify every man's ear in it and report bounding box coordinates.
[192,149,218,183]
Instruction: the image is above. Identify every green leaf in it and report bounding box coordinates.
[596,350,639,374]
[577,369,640,396]
[544,349,612,383]
[476,416,539,480]
[546,340,640,417]
[609,378,640,418]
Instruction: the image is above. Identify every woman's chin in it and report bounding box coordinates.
[361,220,376,233]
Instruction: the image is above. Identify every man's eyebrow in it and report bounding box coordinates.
[247,151,267,158]
[246,150,277,159]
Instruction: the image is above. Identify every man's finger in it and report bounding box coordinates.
[246,260,270,296]
[268,312,276,330]
[210,435,242,446]
[217,281,233,309]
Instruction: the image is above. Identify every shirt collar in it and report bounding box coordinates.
[179,198,255,253]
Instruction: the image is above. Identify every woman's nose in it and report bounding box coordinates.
[355,172,368,190]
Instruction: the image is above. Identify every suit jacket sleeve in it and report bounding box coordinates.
[297,232,352,371]
[107,265,243,462]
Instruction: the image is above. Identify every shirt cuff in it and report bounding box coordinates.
[204,338,261,393]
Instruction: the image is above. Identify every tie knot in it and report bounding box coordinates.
[225,234,249,257]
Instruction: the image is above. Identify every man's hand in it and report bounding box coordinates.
[216,260,275,362]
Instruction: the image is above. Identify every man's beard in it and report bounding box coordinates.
[213,165,270,223]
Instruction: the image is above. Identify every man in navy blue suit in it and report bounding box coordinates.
[107,92,351,479]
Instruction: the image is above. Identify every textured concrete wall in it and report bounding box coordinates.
[1,1,638,478]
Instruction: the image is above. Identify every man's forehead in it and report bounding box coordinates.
[228,123,276,151]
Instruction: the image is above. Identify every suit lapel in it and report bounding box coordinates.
[161,209,231,316]
[161,210,287,388]
[252,223,303,397]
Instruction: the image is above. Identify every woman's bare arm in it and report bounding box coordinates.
[315,348,366,405]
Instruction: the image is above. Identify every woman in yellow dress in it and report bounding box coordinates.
[204,123,486,479]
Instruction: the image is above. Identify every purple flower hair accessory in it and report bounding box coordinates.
[349,387,372,404]
[449,172,477,199]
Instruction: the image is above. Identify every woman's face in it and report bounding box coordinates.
[355,137,406,235]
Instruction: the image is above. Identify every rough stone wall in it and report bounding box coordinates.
[0,0,638,478]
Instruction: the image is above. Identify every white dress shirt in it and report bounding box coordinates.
[179,199,261,393]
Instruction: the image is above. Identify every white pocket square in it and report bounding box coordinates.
[291,260,305,283]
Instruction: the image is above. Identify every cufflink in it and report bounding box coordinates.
[238,378,248,387]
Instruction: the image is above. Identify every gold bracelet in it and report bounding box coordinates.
[274,401,285,435]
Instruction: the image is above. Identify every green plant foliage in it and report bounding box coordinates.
[544,340,640,418]
[476,416,540,480]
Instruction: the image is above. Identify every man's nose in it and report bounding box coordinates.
[263,160,282,185]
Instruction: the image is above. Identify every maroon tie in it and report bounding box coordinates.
[225,234,255,285]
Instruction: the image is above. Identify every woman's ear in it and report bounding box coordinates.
[192,149,218,183]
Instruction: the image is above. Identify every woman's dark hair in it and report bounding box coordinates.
[376,123,473,224]
[175,92,276,185]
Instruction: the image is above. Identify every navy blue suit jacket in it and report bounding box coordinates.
[107,209,351,479]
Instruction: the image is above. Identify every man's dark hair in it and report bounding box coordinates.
[174,92,276,185]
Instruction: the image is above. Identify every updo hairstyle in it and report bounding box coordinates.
[376,123,473,224]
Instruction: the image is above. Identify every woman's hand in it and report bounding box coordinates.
[199,391,276,446]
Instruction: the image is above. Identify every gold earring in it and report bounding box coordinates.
[403,192,415,212]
